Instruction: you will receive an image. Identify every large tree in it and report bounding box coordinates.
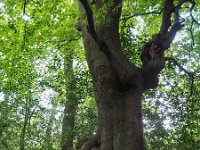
[76,0,197,149]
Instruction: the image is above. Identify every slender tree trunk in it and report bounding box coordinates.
[61,101,76,150]
[20,87,34,150]
[45,101,58,149]
[20,106,29,150]
[61,56,77,150]
[0,92,9,150]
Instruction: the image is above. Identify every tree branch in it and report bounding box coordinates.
[22,0,27,50]
[161,0,200,47]
[56,37,81,49]
[188,0,200,25]
[190,76,194,96]
[187,0,199,48]
[120,9,163,21]
[78,0,102,47]
[141,0,185,63]
[159,0,189,48]
[159,0,174,38]
[78,0,115,59]
[188,21,195,47]
[165,57,195,96]
[140,0,198,89]
[165,57,194,77]
[23,0,26,14]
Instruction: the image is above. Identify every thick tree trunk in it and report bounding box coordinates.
[77,0,183,149]
[96,86,145,150]
[79,38,145,149]
[79,11,145,149]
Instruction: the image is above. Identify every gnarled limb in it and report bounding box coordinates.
[140,0,192,90]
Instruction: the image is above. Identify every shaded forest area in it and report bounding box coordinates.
[0,0,200,150]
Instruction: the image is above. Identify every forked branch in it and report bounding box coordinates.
[78,0,142,92]
[140,0,191,89]
[78,0,102,47]
[78,0,115,60]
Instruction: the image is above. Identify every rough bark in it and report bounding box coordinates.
[76,0,186,149]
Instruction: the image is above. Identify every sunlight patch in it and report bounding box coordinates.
[39,89,56,109]
[0,92,4,102]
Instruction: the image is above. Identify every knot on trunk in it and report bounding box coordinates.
[140,34,164,64]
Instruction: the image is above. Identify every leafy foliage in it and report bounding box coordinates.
[0,0,200,149]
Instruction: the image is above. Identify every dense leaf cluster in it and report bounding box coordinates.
[0,0,199,149]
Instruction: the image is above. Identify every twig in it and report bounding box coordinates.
[56,37,81,49]
[23,0,27,50]
[190,76,194,96]
[120,9,163,21]
[188,21,195,47]
[23,23,27,49]
[62,37,81,44]
[187,0,199,49]
[189,0,200,25]
[175,0,200,25]
[23,0,26,14]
